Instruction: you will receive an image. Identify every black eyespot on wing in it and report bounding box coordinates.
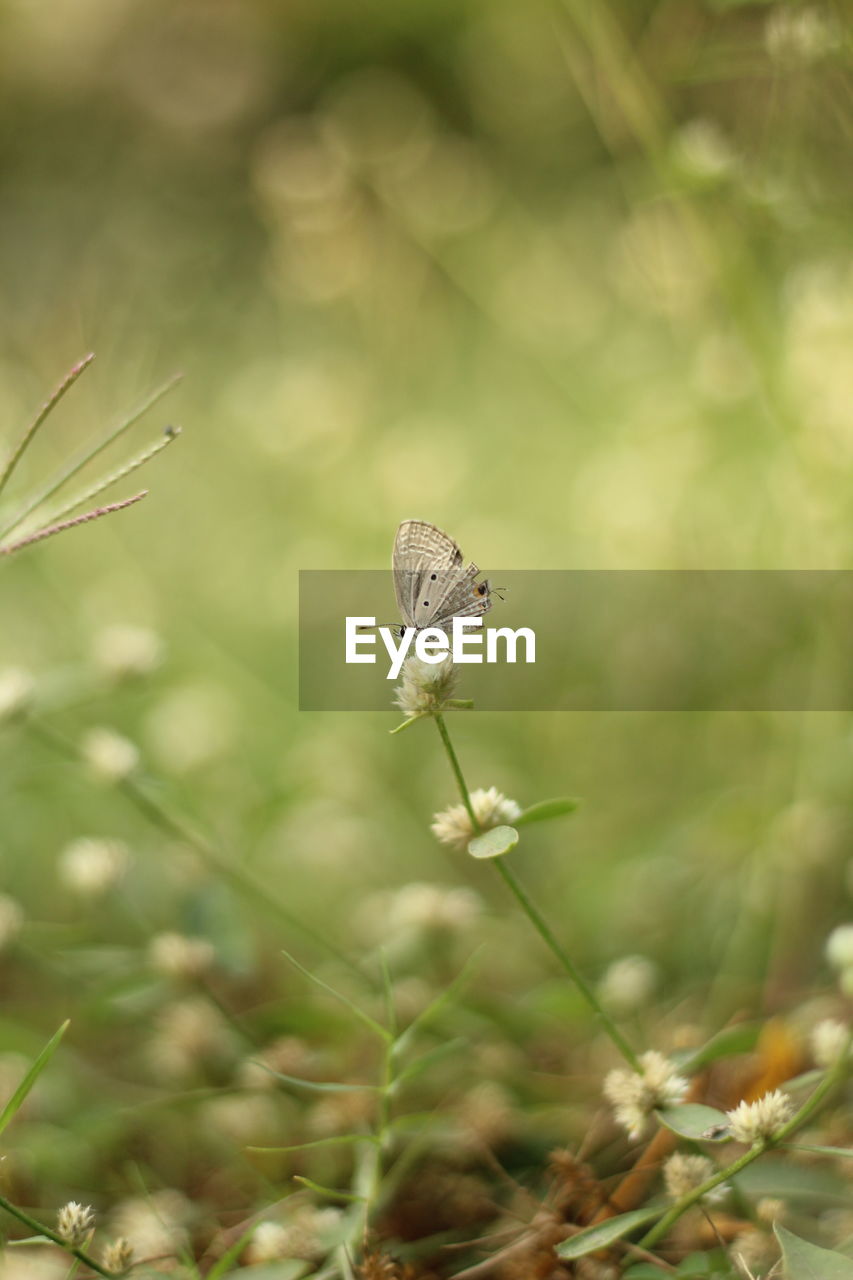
[430,573,437,580]
[422,601,429,607]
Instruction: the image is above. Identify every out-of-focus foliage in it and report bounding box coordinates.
[0,0,851,1271]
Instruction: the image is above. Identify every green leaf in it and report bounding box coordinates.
[781,1143,853,1160]
[774,1225,853,1279]
[656,1103,730,1142]
[556,1209,662,1260]
[257,1066,379,1094]
[467,825,519,859]
[0,1021,69,1138]
[281,949,391,1043]
[248,1134,379,1156]
[676,1022,761,1073]
[292,1176,365,1203]
[514,798,579,826]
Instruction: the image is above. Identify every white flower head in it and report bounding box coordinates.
[810,1018,850,1068]
[598,955,658,1015]
[765,6,839,64]
[663,1152,724,1203]
[58,837,129,897]
[431,786,521,852]
[388,882,483,932]
[726,1089,794,1145]
[82,727,139,783]
[94,625,163,681]
[603,1050,688,1140]
[393,654,457,719]
[826,924,853,971]
[148,932,216,980]
[57,1201,95,1246]
[102,1237,134,1274]
[0,668,34,723]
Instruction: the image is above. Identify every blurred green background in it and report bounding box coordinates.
[0,0,851,1241]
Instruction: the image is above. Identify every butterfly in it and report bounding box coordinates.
[392,519,493,634]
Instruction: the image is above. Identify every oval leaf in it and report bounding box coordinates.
[657,1103,730,1142]
[775,1225,853,1279]
[514,798,580,827]
[557,1209,661,1261]
[468,825,519,860]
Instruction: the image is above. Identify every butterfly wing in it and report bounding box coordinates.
[392,520,463,629]
[392,520,492,631]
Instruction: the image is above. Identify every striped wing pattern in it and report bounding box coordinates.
[392,519,492,631]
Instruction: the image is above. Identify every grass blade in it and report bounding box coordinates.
[0,354,94,501]
[0,1020,69,1137]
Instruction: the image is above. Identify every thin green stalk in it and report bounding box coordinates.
[431,712,640,1071]
[0,1193,113,1279]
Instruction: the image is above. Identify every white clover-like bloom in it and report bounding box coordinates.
[110,1189,191,1259]
[147,998,234,1081]
[0,668,34,723]
[57,1201,94,1246]
[756,1197,787,1225]
[58,837,129,897]
[603,1051,688,1140]
[663,1152,724,1203]
[82,727,139,783]
[825,924,853,971]
[765,6,839,63]
[94,625,163,681]
[733,1226,779,1277]
[431,786,521,852]
[726,1089,794,1145]
[244,1222,291,1264]
[810,1018,850,1068]
[101,1238,134,1275]
[0,895,24,952]
[598,955,658,1015]
[393,654,457,719]
[388,882,483,932]
[674,119,737,183]
[148,932,215,980]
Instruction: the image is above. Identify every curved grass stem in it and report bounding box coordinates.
[432,712,640,1071]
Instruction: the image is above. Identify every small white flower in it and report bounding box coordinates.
[94,625,163,681]
[726,1089,793,1145]
[826,924,853,971]
[245,1221,291,1264]
[0,895,24,951]
[431,786,521,852]
[756,1197,787,1225]
[58,838,129,897]
[598,955,658,1015]
[0,668,34,723]
[765,6,839,63]
[82,727,139,783]
[388,882,483,932]
[603,1050,688,1140]
[148,932,215,980]
[102,1237,134,1274]
[810,1018,850,1068]
[393,654,457,719]
[663,1152,724,1203]
[57,1201,95,1246]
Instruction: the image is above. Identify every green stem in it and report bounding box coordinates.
[0,1194,113,1278]
[431,713,640,1071]
[641,1033,852,1250]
